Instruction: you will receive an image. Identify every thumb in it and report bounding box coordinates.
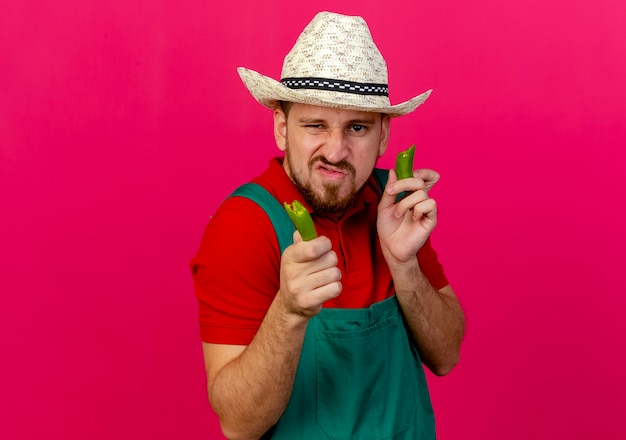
[379,169,399,210]
[292,230,303,244]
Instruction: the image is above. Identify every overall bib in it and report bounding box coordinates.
[230,171,436,440]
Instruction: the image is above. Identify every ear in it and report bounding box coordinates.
[377,115,391,157]
[274,108,288,152]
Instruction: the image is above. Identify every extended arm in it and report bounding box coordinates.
[203,232,341,439]
[203,300,306,440]
[386,265,464,375]
[377,169,465,375]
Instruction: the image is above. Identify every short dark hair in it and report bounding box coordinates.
[279,101,293,117]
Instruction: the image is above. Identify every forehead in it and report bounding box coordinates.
[288,103,380,122]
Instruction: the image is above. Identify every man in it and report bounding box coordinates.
[191,11,465,439]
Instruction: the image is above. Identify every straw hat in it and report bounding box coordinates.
[237,11,432,117]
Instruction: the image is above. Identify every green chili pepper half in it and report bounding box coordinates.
[395,144,416,180]
[284,200,317,241]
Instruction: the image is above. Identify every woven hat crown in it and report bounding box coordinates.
[237,11,431,117]
[280,13,388,86]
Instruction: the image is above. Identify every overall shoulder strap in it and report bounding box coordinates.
[229,183,295,254]
[372,168,389,191]
[229,170,387,253]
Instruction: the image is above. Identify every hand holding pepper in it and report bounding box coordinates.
[279,199,341,318]
[376,147,440,265]
[278,231,342,319]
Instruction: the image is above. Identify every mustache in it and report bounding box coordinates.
[309,155,356,174]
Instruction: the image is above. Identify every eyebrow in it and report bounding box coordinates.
[297,116,378,125]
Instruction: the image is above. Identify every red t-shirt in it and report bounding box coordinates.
[191,158,449,345]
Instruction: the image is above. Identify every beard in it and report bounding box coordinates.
[285,149,361,215]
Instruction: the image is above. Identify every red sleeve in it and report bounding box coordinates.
[190,196,281,345]
[417,238,449,291]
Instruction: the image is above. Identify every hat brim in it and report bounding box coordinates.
[237,67,431,118]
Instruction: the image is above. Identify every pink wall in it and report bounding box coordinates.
[2,1,625,439]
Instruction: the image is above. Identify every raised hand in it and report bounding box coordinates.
[277,231,342,318]
[377,169,439,265]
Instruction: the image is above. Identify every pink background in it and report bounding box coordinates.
[1,1,625,439]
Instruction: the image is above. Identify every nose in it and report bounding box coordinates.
[322,131,349,164]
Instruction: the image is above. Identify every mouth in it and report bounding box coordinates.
[315,162,349,180]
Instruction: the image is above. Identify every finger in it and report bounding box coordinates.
[415,168,440,191]
[307,280,343,306]
[309,266,342,291]
[392,176,427,194]
[379,169,399,210]
[393,189,428,218]
[411,198,438,223]
[316,280,342,302]
[289,235,332,262]
[290,272,342,313]
[282,254,339,298]
[303,249,339,276]
[292,230,303,244]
